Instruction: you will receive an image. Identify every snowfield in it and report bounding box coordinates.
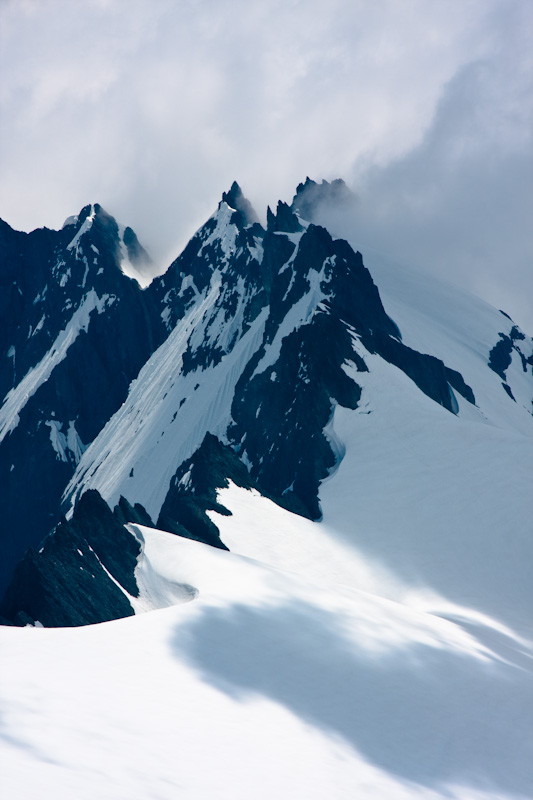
[2,227,533,798]
[1,510,532,799]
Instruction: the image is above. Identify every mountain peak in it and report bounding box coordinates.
[221,181,259,226]
[61,204,152,283]
[62,202,108,229]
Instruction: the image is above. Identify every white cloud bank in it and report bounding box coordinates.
[1,0,531,329]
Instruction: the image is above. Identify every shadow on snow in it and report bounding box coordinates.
[171,598,533,796]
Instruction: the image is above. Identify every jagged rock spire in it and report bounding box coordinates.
[291,177,356,222]
[221,181,259,226]
[266,201,303,233]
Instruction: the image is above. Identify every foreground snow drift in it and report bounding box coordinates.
[1,526,531,800]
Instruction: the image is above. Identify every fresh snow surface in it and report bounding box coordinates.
[1,525,531,799]
[0,291,111,443]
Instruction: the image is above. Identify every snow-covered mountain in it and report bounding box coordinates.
[1,180,532,798]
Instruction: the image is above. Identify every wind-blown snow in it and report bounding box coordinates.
[0,291,111,443]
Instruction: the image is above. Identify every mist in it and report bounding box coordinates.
[1,0,531,330]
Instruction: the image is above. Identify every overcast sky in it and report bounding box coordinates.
[1,0,532,331]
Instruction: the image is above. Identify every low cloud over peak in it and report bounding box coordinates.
[1,0,531,329]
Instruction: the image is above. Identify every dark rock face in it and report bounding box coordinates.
[225,214,474,521]
[229,312,362,520]
[267,201,303,233]
[489,325,531,379]
[488,325,533,402]
[489,332,517,380]
[158,433,254,548]
[222,181,259,226]
[0,490,142,627]
[225,221,370,519]
[0,206,165,592]
[114,495,154,529]
[122,225,152,273]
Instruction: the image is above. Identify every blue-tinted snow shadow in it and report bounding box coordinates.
[0,708,62,766]
[171,599,533,796]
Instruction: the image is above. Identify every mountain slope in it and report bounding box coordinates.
[62,188,479,532]
[0,205,164,590]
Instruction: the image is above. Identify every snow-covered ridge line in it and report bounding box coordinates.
[0,290,111,443]
[66,206,95,252]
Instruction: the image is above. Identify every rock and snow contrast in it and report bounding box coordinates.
[1,179,532,798]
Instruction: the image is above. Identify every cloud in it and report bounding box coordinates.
[319,5,533,330]
[0,0,531,327]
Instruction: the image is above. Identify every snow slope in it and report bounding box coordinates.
[206,264,533,643]
[64,277,268,520]
[216,339,533,640]
[1,525,531,800]
[0,290,112,443]
[354,247,533,435]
